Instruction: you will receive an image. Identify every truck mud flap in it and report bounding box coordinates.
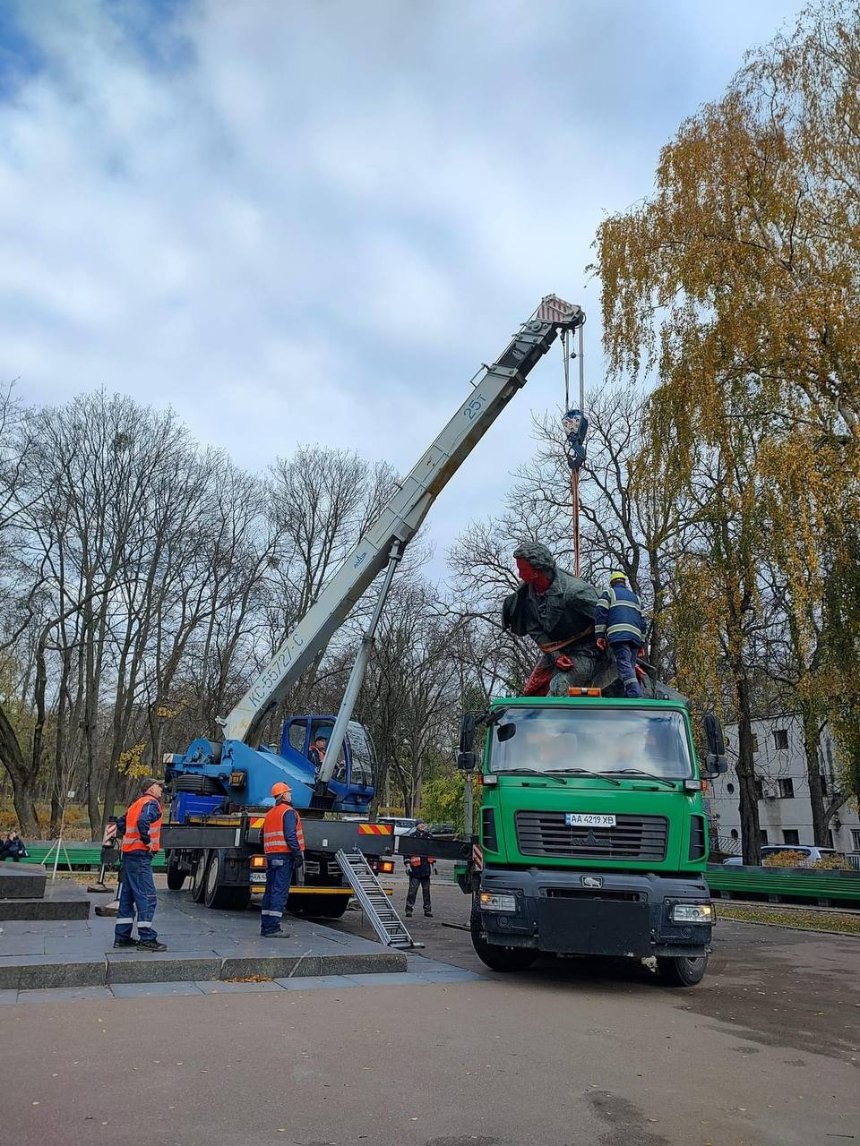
[536,898,652,957]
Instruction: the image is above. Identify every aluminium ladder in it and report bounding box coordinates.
[335,848,420,949]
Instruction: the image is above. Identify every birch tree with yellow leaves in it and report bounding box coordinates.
[594,0,860,856]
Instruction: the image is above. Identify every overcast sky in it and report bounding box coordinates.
[0,0,805,577]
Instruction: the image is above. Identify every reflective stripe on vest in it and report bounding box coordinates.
[122,796,162,854]
[604,586,643,643]
[262,804,305,855]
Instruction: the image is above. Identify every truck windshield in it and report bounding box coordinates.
[346,721,376,788]
[489,707,694,780]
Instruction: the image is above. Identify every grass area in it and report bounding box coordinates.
[717,902,860,936]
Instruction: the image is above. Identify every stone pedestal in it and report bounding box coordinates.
[0,867,90,921]
[0,863,47,900]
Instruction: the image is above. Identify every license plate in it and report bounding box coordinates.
[565,813,616,827]
[250,872,266,883]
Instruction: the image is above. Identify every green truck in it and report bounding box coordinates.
[455,693,727,987]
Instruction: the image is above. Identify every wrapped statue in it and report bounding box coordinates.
[502,541,614,696]
[502,541,680,699]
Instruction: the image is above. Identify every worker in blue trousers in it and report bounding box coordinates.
[114,777,167,952]
[260,782,305,937]
[594,571,646,698]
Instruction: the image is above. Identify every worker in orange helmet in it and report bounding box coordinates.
[260,781,305,937]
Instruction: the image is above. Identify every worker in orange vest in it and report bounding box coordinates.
[404,820,435,918]
[260,782,305,937]
[114,777,167,952]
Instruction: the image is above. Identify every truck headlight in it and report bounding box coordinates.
[671,903,714,924]
[480,892,517,912]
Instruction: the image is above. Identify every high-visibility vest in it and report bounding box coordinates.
[122,796,162,854]
[595,584,644,645]
[262,803,305,855]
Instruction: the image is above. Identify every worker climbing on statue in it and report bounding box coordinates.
[594,571,646,698]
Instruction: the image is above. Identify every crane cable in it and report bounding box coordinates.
[561,325,586,576]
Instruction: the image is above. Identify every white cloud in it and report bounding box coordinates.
[0,0,807,577]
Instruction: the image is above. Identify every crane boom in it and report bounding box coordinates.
[222,295,584,745]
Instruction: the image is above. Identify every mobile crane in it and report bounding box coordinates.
[161,295,586,922]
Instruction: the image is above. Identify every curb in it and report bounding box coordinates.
[716,914,860,938]
[0,948,408,991]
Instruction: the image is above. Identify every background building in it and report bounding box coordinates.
[709,714,860,854]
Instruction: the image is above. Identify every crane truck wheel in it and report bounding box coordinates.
[470,902,537,973]
[172,773,223,796]
[226,888,251,911]
[302,895,349,919]
[203,850,237,909]
[190,852,209,902]
[656,953,709,987]
[165,850,186,891]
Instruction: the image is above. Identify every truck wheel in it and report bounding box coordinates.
[166,851,186,891]
[657,953,709,987]
[470,903,537,973]
[203,851,235,909]
[227,888,251,911]
[315,896,350,919]
[190,852,209,902]
[172,773,223,796]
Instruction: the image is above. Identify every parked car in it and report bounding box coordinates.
[428,822,455,839]
[378,816,419,837]
[722,845,845,868]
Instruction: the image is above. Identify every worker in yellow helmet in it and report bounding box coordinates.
[594,571,645,698]
[260,782,305,937]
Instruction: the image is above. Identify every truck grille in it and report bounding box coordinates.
[515,811,668,861]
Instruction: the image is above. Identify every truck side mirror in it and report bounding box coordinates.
[458,713,476,771]
[702,713,728,777]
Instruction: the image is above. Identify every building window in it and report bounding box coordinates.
[754,779,764,800]
[782,829,800,846]
[851,830,860,851]
[726,782,735,795]
[777,778,795,799]
[760,830,768,844]
[773,729,789,750]
[730,829,739,840]
[751,734,759,753]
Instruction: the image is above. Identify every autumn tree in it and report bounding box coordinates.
[594,0,860,853]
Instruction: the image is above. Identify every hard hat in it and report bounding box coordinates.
[271,782,291,799]
[609,570,626,583]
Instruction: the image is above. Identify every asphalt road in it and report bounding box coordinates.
[1,869,857,1146]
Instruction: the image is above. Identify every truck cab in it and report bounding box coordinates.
[279,716,376,812]
[464,695,726,987]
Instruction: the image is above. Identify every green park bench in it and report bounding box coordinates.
[707,864,860,906]
[16,843,167,872]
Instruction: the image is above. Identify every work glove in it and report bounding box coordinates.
[555,654,574,671]
[596,637,607,652]
[294,852,304,867]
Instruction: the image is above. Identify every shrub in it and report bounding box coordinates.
[762,850,808,868]
[810,854,852,871]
